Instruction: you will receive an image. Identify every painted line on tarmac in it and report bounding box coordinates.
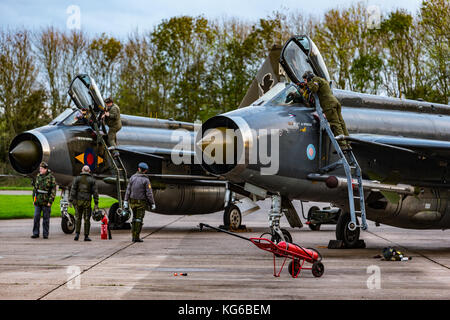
[37,215,185,300]
[367,230,450,271]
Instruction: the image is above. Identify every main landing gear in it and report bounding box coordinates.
[108,202,131,230]
[223,204,242,230]
[330,211,365,249]
[60,188,75,234]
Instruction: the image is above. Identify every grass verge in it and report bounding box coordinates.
[0,195,116,219]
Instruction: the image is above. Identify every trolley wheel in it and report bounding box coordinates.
[223,204,242,230]
[312,261,325,278]
[336,212,360,248]
[288,260,301,278]
[61,214,75,234]
[307,206,321,231]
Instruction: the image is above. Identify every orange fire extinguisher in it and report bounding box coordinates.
[101,214,108,240]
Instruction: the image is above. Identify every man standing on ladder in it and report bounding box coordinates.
[102,97,122,157]
[302,71,351,152]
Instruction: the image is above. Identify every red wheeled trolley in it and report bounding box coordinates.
[199,223,324,278]
[251,238,324,278]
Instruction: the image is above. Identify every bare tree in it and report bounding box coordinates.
[34,26,65,117]
[61,29,88,105]
[0,29,40,134]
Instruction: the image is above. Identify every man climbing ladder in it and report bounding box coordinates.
[302,71,351,152]
[302,74,368,233]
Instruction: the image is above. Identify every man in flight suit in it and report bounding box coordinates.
[102,97,122,153]
[31,162,56,239]
[70,165,99,241]
[124,162,156,243]
[72,108,89,126]
[302,71,351,151]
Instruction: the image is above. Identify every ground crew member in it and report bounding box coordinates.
[31,162,56,239]
[302,71,351,151]
[69,165,99,241]
[102,97,122,152]
[124,162,156,243]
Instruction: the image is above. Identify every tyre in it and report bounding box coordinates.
[312,261,325,277]
[259,228,292,244]
[336,212,360,248]
[280,228,292,243]
[223,204,242,230]
[307,206,321,231]
[108,202,119,228]
[288,260,301,278]
[61,214,75,234]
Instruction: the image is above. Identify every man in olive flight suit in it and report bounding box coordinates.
[102,97,122,153]
[302,71,351,151]
[124,162,156,243]
[70,165,99,241]
[31,162,56,239]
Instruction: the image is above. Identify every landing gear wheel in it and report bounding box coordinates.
[108,202,119,228]
[280,228,292,243]
[288,260,301,278]
[312,261,325,277]
[260,228,292,244]
[108,202,130,230]
[61,214,75,234]
[307,206,321,231]
[336,212,360,248]
[223,204,242,230]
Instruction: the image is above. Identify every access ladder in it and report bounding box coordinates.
[92,120,128,209]
[313,94,368,231]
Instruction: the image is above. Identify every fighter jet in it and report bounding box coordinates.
[197,35,450,248]
[8,74,259,233]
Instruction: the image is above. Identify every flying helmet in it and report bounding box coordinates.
[302,71,315,81]
[92,208,106,222]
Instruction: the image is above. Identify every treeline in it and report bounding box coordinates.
[0,0,448,172]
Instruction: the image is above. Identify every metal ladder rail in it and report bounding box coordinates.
[346,151,368,230]
[92,122,127,209]
[312,93,367,231]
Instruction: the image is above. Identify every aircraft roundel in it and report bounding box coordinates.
[75,148,104,170]
[306,144,316,160]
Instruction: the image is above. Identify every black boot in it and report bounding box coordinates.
[74,233,79,241]
[84,235,91,241]
[135,222,143,242]
[342,145,353,153]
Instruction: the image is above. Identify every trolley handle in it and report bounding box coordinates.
[199,223,252,242]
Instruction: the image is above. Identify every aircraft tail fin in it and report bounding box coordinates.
[238,45,284,108]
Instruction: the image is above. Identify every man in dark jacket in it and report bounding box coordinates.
[124,162,155,242]
[31,162,56,239]
[70,165,99,241]
[303,71,351,151]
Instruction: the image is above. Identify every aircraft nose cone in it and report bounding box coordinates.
[10,140,40,168]
[197,128,236,163]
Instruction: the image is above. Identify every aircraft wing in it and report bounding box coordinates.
[347,134,450,160]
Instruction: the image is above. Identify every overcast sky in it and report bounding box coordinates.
[1,0,423,38]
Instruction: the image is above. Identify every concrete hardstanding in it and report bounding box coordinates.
[0,199,449,300]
